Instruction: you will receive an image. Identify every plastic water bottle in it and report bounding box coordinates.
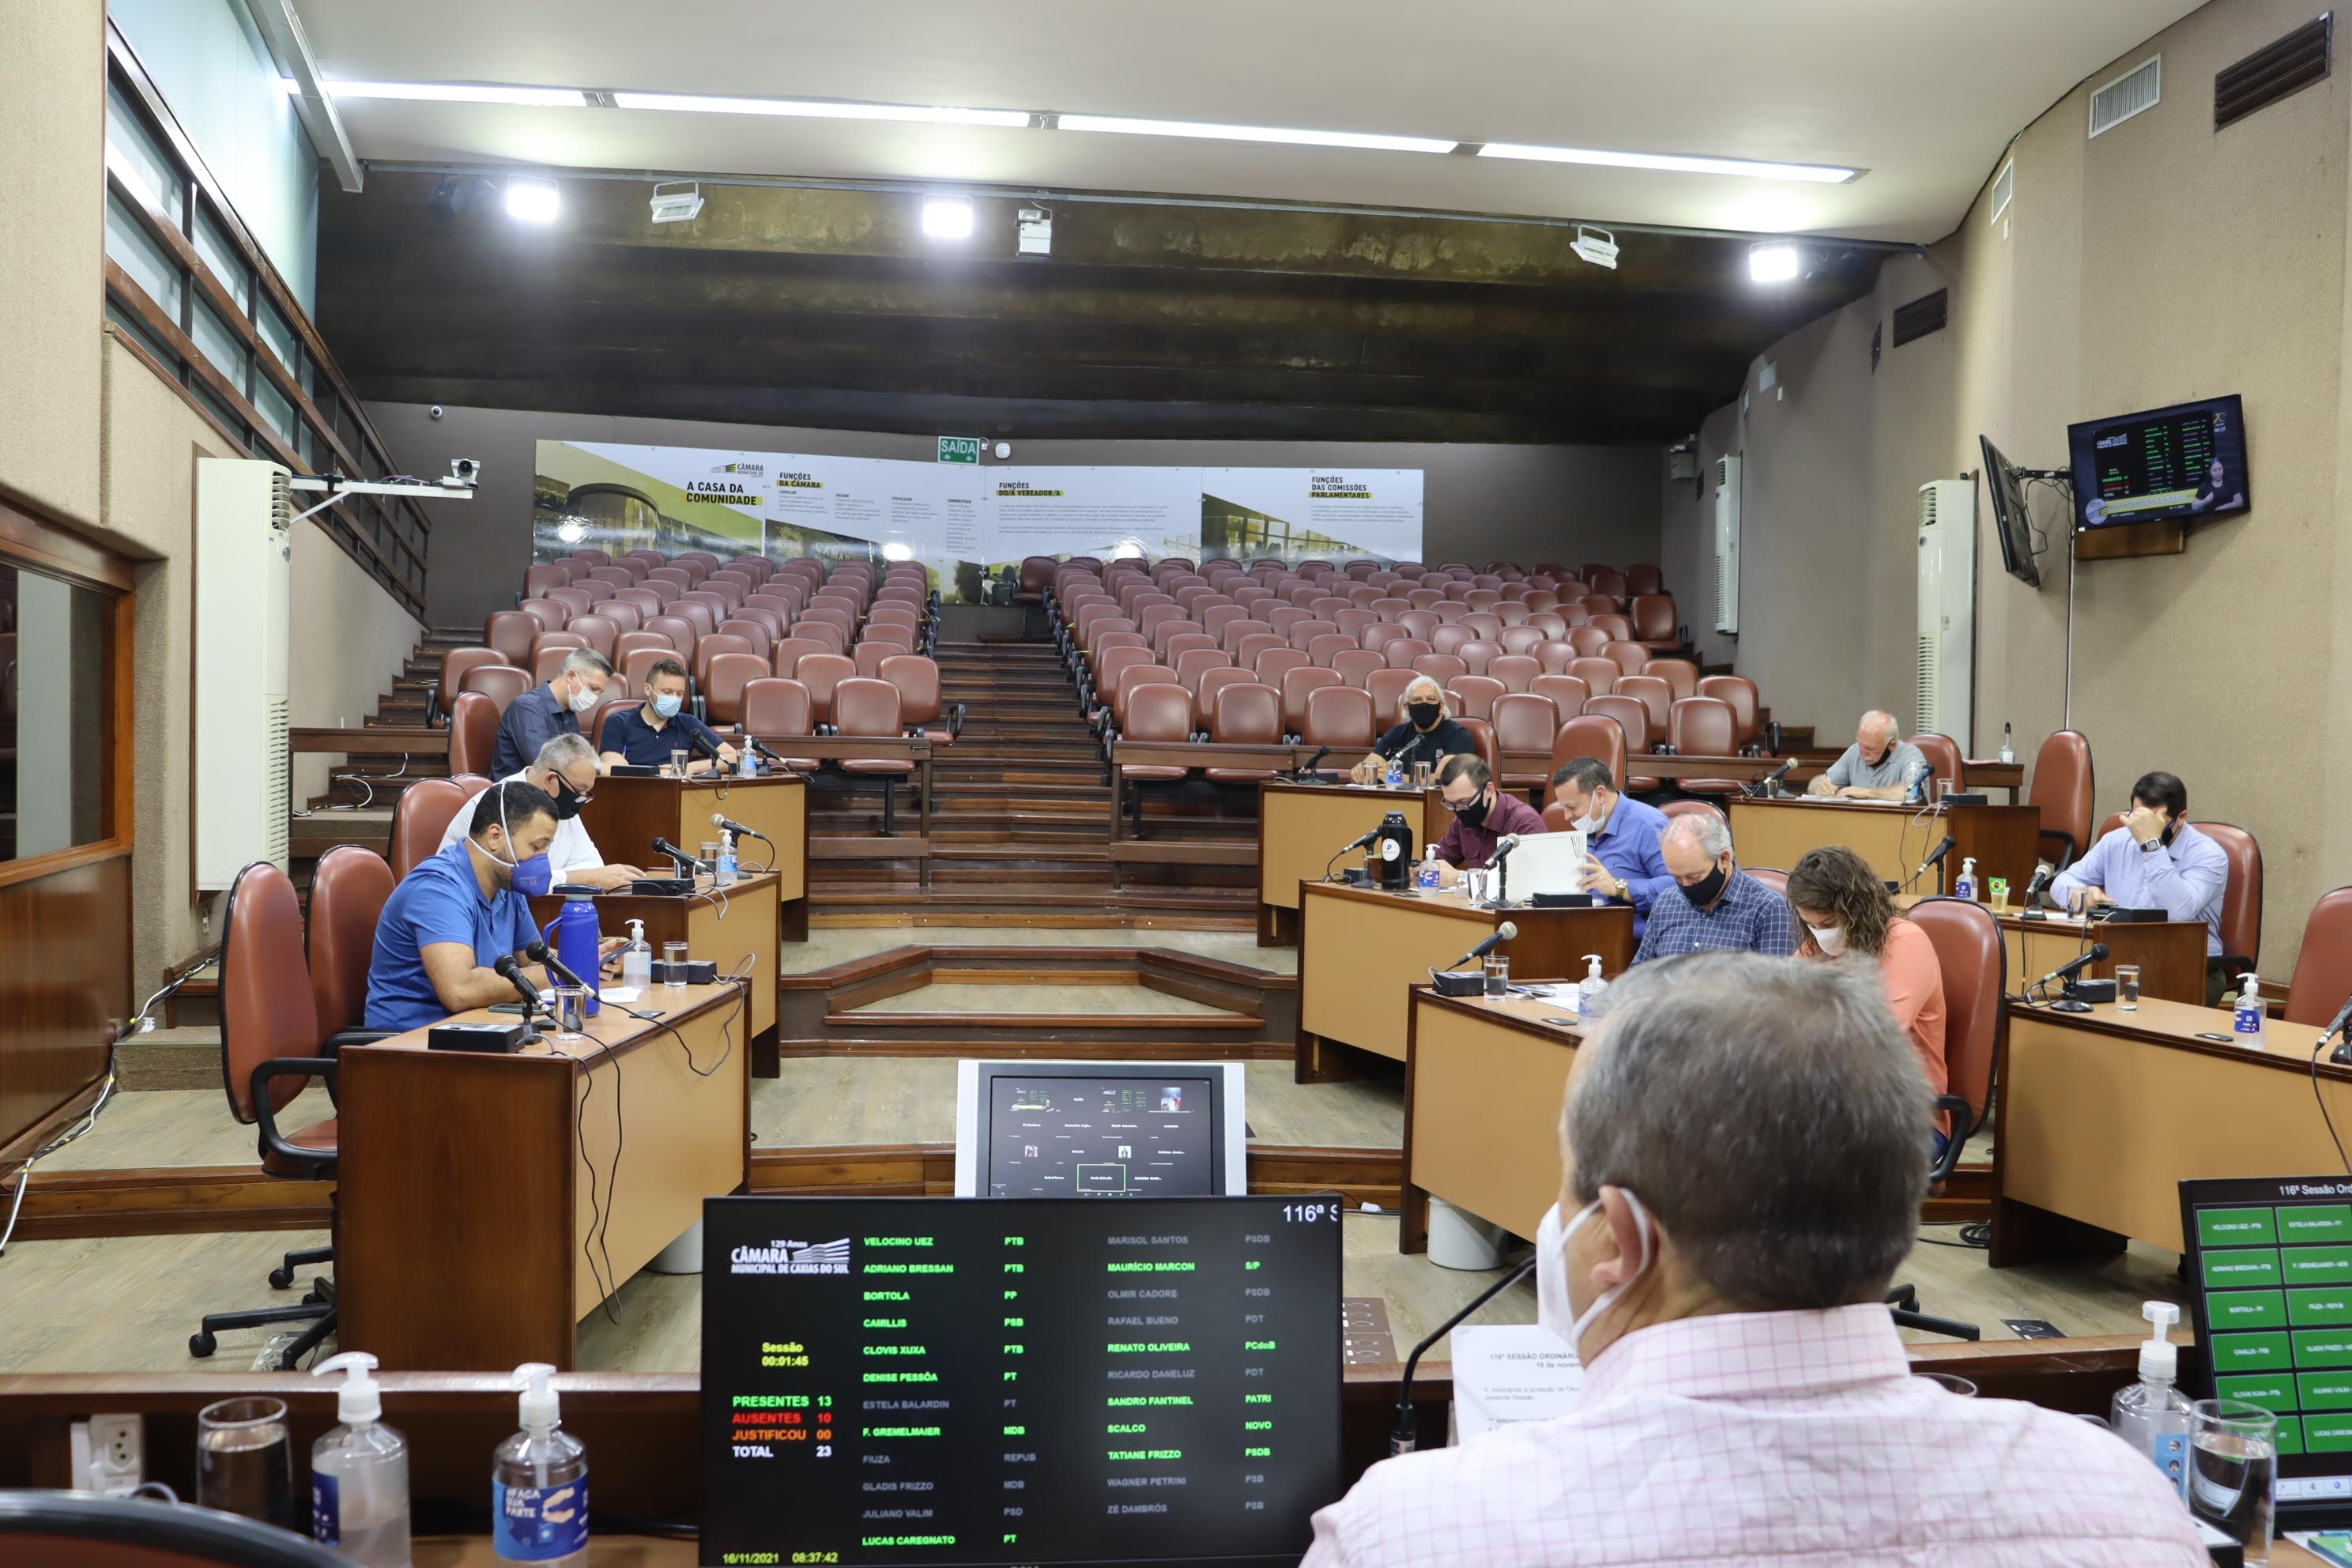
[1575,955,1610,1019]
[1417,845,1442,891]
[619,919,652,993]
[311,1351,410,1567]
[715,831,738,889]
[2234,973,2267,1047]
[737,744,756,778]
[2111,1302,2193,1500]
[1385,756,1405,789]
[1952,858,1977,902]
[495,1365,588,1568]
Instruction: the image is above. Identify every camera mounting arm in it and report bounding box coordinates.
[288,461,480,526]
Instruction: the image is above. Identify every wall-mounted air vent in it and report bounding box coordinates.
[1988,160,2015,224]
[2090,55,2162,137]
[1892,289,1950,347]
[2216,14,2331,130]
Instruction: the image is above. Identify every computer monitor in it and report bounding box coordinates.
[1502,828,1588,899]
[1978,434,2044,589]
[2180,1174,2352,1526]
[954,1060,1246,1198]
[700,1194,1344,1566]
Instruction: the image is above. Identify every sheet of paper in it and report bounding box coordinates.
[1449,1324,1584,1442]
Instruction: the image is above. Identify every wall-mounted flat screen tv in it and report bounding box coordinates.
[2066,394,2248,530]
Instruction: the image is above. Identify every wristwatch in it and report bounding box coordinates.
[1612,877,1630,903]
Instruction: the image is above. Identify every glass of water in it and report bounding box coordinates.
[1483,955,1510,997]
[2116,964,2142,1012]
[664,940,690,989]
[197,1396,295,1529]
[2188,1398,2275,1562]
[1936,777,1956,801]
[671,748,689,779]
[1412,760,1434,790]
[552,983,588,1041]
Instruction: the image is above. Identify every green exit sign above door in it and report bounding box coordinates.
[937,436,982,465]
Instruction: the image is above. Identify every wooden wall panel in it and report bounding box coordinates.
[0,847,131,1167]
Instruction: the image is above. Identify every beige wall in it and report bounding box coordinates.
[288,530,424,806]
[1671,0,2348,973]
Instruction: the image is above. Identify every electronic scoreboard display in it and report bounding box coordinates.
[700,1195,1344,1567]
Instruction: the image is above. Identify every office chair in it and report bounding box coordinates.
[0,1489,348,1566]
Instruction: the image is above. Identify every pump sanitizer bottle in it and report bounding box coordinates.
[1576,955,1610,1018]
[619,920,652,993]
[496,1363,588,1567]
[2000,723,2016,766]
[1953,858,1977,902]
[311,1351,410,1568]
[2234,972,2267,1047]
[2111,1302,2192,1498]
[1418,844,1442,891]
[715,831,739,889]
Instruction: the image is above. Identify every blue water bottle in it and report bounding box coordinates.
[541,893,603,1016]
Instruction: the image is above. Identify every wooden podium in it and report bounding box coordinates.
[1257,780,1457,944]
[577,771,808,940]
[533,872,783,1075]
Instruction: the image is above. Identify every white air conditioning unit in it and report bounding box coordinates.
[1712,454,1741,634]
[1916,479,1977,754]
[195,458,293,889]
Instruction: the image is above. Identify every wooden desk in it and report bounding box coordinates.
[1105,742,1323,887]
[1400,986,1584,1253]
[533,873,782,1075]
[1729,795,2039,895]
[1895,895,2208,1005]
[1296,880,1631,1080]
[339,983,751,1370]
[1257,781,1453,944]
[576,772,808,940]
[1994,998,2352,1266]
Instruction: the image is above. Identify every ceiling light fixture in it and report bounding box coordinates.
[1748,241,1800,283]
[649,180,705,223]
[922,196,974,239]
[1054,114,1455,155]
[281,77,589,107]
[1479,141,1860,184]
[505,179,561,223]
[612,91,1027,127]
[1569,224,1619,270]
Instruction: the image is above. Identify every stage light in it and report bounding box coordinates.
[922,196,974,239]
[505,179,560,223]
[1748,242,1800,282]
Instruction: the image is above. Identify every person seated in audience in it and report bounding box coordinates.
[1302,953,2207,1567]
[597,656,741,774]
[435,733,644,892]
[1807,710,1928,801]
[1549,758,1671,937]
[1631,811,1800,962]
[1427,754,1546,886]
[1786,845,1951,1158]
[1351,676,1476,784]
[365,779,558,1032]
[492,646,612,778]
[2048,769,2231,1003]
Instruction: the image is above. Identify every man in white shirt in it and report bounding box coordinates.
[434,733,643,891]
[1303,952,2206,1567]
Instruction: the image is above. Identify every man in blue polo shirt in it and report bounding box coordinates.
[597,656,741,773]
[1550,757,1672,937]
[492,647,612,778]
[364,779,557,1032]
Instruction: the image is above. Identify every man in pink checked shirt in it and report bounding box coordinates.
[1304,952,2207,1567]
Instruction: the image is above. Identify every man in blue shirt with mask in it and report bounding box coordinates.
[1550,757,1672,937]
[597,656,741,773]
[364,778,559,1032]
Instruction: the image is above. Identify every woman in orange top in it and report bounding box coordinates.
[1786,845,1952,1158]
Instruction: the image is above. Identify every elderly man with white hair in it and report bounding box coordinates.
[1302,953,2209,1567]
[435,732,645,891]
[1349,674,1479,785]
[1630,808,1800,963]
[1807,709,1930,801]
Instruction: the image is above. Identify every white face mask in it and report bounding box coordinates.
[1535,1190,1653,1359]
[1572,793,1608,836]
[567,677,601,715]
[1806,922,1848,957]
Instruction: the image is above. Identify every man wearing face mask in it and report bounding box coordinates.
[435,733,645,892]
[1302,954,2207,1567]
[1630,810,1800,963]
[491,647,612,779]
[1351,677,1476,785]
[1549,757,1671,937]
[1807,710,1928,801]
[2048,770,2231,1002]
[364,779,563,1032]
[597,657,741,774]
[1427,754,1546,886]
[1786,844,1950,1155]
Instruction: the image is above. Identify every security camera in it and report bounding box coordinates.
[443,458,482,488]
[428,405,445,420]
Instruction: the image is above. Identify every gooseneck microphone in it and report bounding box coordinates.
[1446,922,1519,971]
[492,953,541,1010]
[710,811,765,842]
[2036,942,2111,990]
[1900,835,1958,891]
[1745,759,1793,797]
[526,940,592,993]
[652,836,710,873]
[1390,1258,1538,1454]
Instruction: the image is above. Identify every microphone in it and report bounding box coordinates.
[1294,744,1331,778]
[2317,989,2352,1050]
[1745,758,1793,797]
[1900,835,1957,891]
[2034,942,2111,990]
[492,953,541,1008]
[1390,1258,1537,1454]
[652,835,710,872]
[526,940,592,993]
[688,726,725,764]
[1340,825,1385,853]
[710,810,767,842]
[1445,921,1519,971]
[1490,835,1524,864]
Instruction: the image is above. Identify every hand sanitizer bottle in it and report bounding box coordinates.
[311,1351,410,1567]
[1575,955,1609,1018]
[2234,973,2267,1047]
[1999,723,2016,766]
[1385,756,1405,789]
[2111,1302,2192,1498]
[1417,844,1441,891]
[737,743,757,778]
[619,920,652,993]
[1952,858,1977,902]
[715,831,738,889]
[496,1364,588,1568]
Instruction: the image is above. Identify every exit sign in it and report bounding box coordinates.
[937,436,982,465]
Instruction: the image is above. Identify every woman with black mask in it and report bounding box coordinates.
[1351,676,1479,785]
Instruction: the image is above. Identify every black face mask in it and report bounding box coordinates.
[1450,790,1489,827]
[1685,858,1729,908]
[549,778,588,820]
[1864,745,1892,769]
[1408,703,1444,731]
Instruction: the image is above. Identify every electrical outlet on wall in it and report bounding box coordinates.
[70,1414,143,1494]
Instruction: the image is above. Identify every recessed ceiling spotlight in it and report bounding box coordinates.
[1748,242,1800,283]
[505,179,560,223]
[922,196,974,239]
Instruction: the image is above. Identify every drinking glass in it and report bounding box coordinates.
[1988,876,2010,914]
[664,940,690,989]
[1483,955,1510,997]
[1936,777,1956,801]
[1917,1372,1977,1397]
[552,983,588,1040]
[700,841,722,887]
[2188,1398,2276,1562]
[196,1397,295,1528]
[671,748,689,778]
[2116,964,2142,1012]
[1412,760,1434,790]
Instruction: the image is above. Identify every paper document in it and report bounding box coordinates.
[1449,1324,1584,1442]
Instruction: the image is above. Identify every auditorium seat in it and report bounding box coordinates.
[741,679,820,772]
[1912,733,1963,797]
[307,845,393,1041]
[484,610,539,669]
[433,647,503,725]
[516,598,567,635]
[524,563,574,597]
[1630,594,1680,651]
[1446,674,1504,721]
[546,586,594,620]
[1207,682,1285,781]
[1457,639,1502,676]
[1696,675,1761,752]
[458,663,532,714]
[1303,684,1377,752]
[1110,663,1181,737]
[1746,867,1790,895]
[835,678,917,835]
[1568,656,1620,696]
[1411,654,1467,688]
[2026,729,2094,869]
[590,600,643,634]
[1530,673,1589,718]
[389,777,473,879]
[1905,895,2003,1186]
[1566,625,1610,658]
[1585,695,1657,792]
[1668,697,1745,799]
[2200,823,2263,979]
[797,653,857,727]
[1366,668,1416,725]
[1491,692,1559,793]
[1614,675,1672,737]
[1625,564,1666,598]
[2286,888,2352,1028]
[1589,613,1635,643]
[1456,715,1499,780]
[1642,658,1698,703]
[1330,648,1384,688]
[1487,654,1539,693]
[692,634,756,698]
[702,651,769,727]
